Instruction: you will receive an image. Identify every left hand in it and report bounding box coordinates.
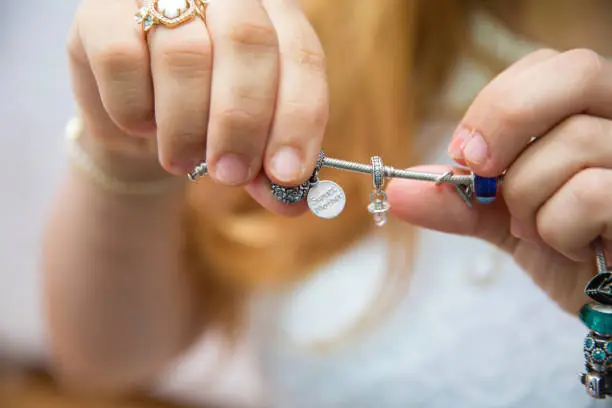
[387,48,612,315]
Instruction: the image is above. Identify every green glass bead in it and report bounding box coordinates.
[606,342,612,355]
[592,348,607,363]
[585,337,595,351]
[580,303,612,335]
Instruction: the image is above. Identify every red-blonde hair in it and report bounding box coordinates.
[184,0,472,332]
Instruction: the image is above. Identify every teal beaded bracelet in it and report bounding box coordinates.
[580,241,612,399]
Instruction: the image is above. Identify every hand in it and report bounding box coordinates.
[67,0,327,213]
[387,48,612,314]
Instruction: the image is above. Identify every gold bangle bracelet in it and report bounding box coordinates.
[65,117,183,195]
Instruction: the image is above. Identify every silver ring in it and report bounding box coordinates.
[371,156,384,190]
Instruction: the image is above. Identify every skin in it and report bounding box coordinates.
[46,0,324,394]
[388,47,612,315]
[43,0,612,398]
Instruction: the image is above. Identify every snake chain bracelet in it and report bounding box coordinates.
[188,151,612,400]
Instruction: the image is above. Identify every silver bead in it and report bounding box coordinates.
[270,180,312,204]
[269,150,326,205]
[583,372,604,399]
[367,156,390,226]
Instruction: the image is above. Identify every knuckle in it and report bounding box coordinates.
[564,48,605,80]
[557,114,601,151]
[491,98,533,131]
[92,43,145,79]
[110,106,155,134]
[569,169,608,212]
[501,174,524,215]
[226,21,278,49]
[480,84,533,131]
[286,44,326,71]
[216,106,268,137]
[157,39,212,77]
[536,212,562,249]
[537,169,609,247]
[285,100,329,130]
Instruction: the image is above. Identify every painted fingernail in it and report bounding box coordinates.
[463,132,489,165]
[270,147,304,183]
[510,218,523,239]
[448,127,472,160]
[215,154,251,186]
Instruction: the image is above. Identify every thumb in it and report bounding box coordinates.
[386,165,518,253]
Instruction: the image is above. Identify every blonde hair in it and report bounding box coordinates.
[184,0,472,333]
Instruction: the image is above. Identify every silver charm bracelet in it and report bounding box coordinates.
[188,150,499,223]
[188,150,610,400]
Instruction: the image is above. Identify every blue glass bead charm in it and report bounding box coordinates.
[472,174,498,204]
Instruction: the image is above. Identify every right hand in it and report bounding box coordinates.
[67,0,329,213]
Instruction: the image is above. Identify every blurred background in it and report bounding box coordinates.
[0,0,76,366]
[0,1,181,407]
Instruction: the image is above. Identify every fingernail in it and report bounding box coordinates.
[215,154,251,186]
[270,147,304,183]
[510,218,523,239]
[448,127,472,160]
[463,132,489,165]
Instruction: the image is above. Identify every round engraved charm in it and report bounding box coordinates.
[306,180,346,219]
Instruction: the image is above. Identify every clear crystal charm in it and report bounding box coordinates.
[367,197,390,227]
[373,211,387,227]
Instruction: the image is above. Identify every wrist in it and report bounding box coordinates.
[66,118,185,195]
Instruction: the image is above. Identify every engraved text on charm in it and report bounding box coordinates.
[584,373,603,399]
[307,180,346,219]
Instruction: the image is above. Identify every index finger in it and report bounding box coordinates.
[452,49,612,177]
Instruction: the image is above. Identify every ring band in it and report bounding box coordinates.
[135,0,202,33]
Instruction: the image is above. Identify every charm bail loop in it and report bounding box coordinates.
[367,156,391,227]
